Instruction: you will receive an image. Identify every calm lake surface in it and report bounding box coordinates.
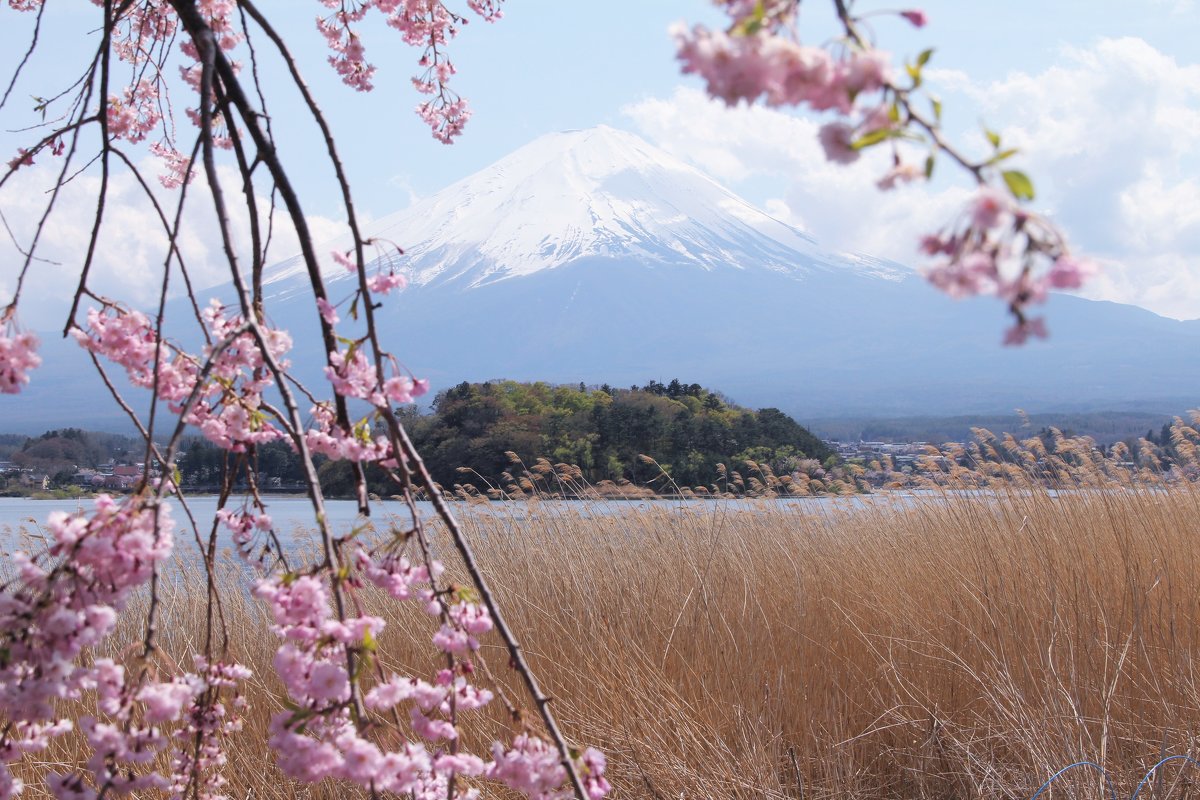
[0,490,995,554]
[0,495,433,552]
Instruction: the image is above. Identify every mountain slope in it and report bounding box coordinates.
[263,125,903,294]
[9,126,1200,432]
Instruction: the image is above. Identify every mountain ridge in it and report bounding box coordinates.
[262,125,906,294]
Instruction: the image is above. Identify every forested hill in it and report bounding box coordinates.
[14,381,832,497]
[399,379,833,491]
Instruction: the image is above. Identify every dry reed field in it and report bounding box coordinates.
[14,483,1200,799]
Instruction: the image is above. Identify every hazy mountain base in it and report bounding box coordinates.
[13,126,1200,429]
[271,258,1200,419]
[1,319,1188,456]
[811,409,1179,445]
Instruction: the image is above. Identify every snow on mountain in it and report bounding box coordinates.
[263,125,906,293]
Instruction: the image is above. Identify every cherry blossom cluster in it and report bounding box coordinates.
[676,0,1099,339]
[487,734,610,800]
[312,0,504,141]
[325,345,429,408]
[330,247,410,295]
[674,21,890,113]
[673,7,895,167]
[254,570,438,792]
[4,3,605,796]
[167,657,252,800]
[73,301,292,451]
[106,0,201,185]
[305,401,395,462]
[216,506,275,564]
[106,81,161,144]
[4,148,34,172]
[0,495,246,798]
[0,328,40,395]
[922,188,1098,344]
[8,0,502,187]
[317,2,377,91]
[251,546,608,799]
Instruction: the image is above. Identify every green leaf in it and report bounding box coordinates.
[930,96,942,122]
[924,154,936,179]
[985,128,1001,149]
[349,294,359,322]
[731,0,766,35]
[916,48,934,67]
[906,63,923,88]
[850,128,894,151]
[985,147,1019,166]
[1002,169,1035,201]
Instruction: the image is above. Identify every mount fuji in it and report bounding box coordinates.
[256,125,1200,419]
[262,126,902,293]
[11,126,1200,431]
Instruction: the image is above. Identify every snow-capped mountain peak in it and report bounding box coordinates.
[264,125,905,292]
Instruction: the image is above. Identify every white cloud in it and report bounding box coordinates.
[622,87,969,266]
[627,37,1200,320]
[935,37,1200,318]
[0,158,344,330]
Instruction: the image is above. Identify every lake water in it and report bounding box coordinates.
[0,490,975,548]
[0,495,440,554]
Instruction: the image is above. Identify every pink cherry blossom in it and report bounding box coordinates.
[138,680,199,724]
[0,331,41,394]
[332,249,357,272]
[1047,254,1098,289]
[877,161,922,190]
[818,122,859,165]
[317,297,340,326]
[149,142,194,188]
[1003,316,1049,346]
[368,270,408,294]
[970,187,1012,230]
[6,148,33,171]
[925,251,998,299]
[0,4,619,796]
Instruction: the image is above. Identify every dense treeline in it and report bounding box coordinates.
[176,380,832,496]
[399,379,833,492]
[6,383,833,496]
[175,438,316,490]
[13,401,1200,499]
[1,428,142,472]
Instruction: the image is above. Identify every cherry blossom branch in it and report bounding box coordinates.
[386,417,592,798]
[233,3,592,789]
[1,1,609,796]
[675,0,1097,343]
[0,0,46,112]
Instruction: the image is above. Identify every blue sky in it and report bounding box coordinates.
[2,1,1199,323]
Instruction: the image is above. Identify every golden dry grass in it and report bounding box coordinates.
[15,484,1200,799]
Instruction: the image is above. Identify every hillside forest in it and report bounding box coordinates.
[0,381,834,496]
